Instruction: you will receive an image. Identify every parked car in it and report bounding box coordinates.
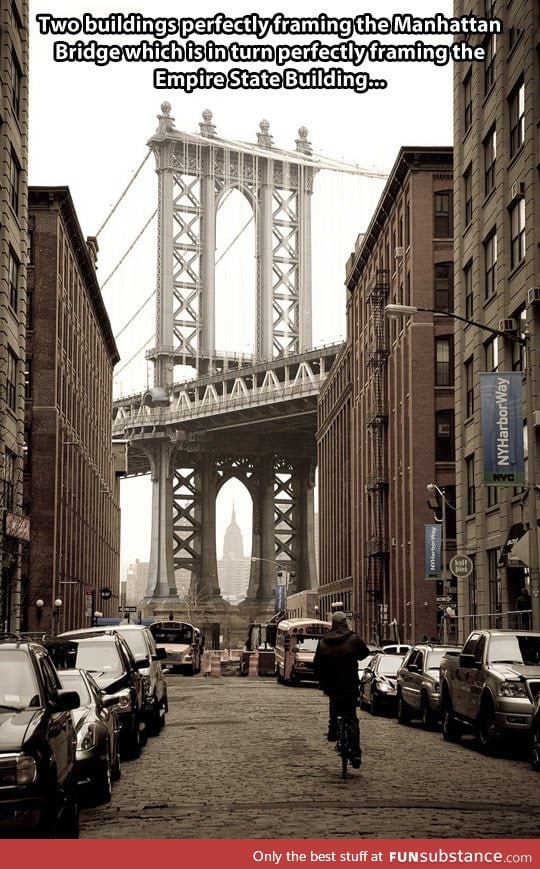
[382,644,411,655]
[49,632,146,759]
[58,669,121,802]
[357,646,382,706]
[396,643,456,728]
[359,652,406,715]
[63,626,168,736]
[0,637,80,837]
[531,693,540,772]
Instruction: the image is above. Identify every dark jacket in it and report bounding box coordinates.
[313,627,370,695]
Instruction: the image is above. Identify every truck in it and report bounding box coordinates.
[239,612,284,676]
[439,628,540,752]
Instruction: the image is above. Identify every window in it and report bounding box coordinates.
[464,165,472,225]
[484,231,497,299]
[9,151,20,214]
[485,336,499,372]
[512,308,526,371]
[509,80,524,157]
[466,456,475,515]
[465,358,474,417]
[3,450,16,510]
[405,203,410,247]
[10,52,21,118]
[434,191,453,238]
[464,261,473,320]
[464,72,472,133]
[484,36,496,94]
[6,349,18,412]
[487,485,498,507]
[484,127,496,197]
[24,361,31,399]
[510,198,525,270]
[508,27,523,52]
[8,249,19,311]
[435,410,455,462]
[434,262,454,312]
[435,336,454,386]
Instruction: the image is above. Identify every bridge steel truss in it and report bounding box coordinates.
[117,104,335,608]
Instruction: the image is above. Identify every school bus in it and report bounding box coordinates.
[148,621,203,675]
[274,618,331,686]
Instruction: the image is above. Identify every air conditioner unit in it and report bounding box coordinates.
[394,246,404,259]
[510,180,525,201]
[527,287,540,305]
[498,317,518,333]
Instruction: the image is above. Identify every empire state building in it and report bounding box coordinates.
[219,503,250,602]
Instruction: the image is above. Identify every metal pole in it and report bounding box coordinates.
[525,340,540,630]
[441,489,448,644]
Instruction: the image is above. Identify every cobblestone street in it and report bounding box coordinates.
[79,670,540,839]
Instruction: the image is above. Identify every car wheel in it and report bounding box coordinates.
[56,780,80,839]
[397,692,411,725]
[477,698,502,754]
[94,757,112,804]
[369,689,379,716]
[111,746,121,781]
[123,721,141,759]
[531,724,540,772]
[421,694,437,730]
[442,704,461,743]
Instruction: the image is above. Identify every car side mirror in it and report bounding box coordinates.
[459,653,478,668]
[408,663,419,673]
[156,647,167,661]
[134,657,150,669]
[55,689,80,711]
[100,693,119,708]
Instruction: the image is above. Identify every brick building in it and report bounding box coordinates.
[0,0,29,630]
[318,147,455,645]
[24,188,122,633]
[453,0,540,633]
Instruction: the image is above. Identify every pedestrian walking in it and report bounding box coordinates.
[313,611,370,769]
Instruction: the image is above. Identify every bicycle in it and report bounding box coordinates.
[335,715,350,779]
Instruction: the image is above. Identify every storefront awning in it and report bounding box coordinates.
[499,521,540,568]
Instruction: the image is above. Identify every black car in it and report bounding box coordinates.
[65,625,168,735]
[531,692,540,772]
[359,652,406,715]
[49,632,146,759]
[0,637,80,837]
[58,669,121,802]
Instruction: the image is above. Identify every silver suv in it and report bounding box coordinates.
[396,643,456,729]
[61,626,168,736]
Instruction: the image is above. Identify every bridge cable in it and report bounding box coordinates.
[114,290,155,340]
[101,210,157,291]
[115,336,154,377]
[95,151,152,238]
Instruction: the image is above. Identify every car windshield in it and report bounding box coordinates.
[488,635,540,666]
[152,626,193,645]
[0,650,40,709]
[79,642,123,674]
[116,630,147,659]
[378,655,404,675]
[426,649,448,670]
[58,672,91,705]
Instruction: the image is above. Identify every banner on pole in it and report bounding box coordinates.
[274,584,286,613]
[480,372,525,486]
[424,524,441,579]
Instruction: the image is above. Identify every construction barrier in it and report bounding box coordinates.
[201,649,212,676]
[221,648,229,662]
[247,651,259,678]
[210,652,222,677]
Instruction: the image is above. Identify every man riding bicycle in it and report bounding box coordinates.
[313,611,370,769]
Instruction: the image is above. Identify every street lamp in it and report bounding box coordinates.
[251,556,296,600]
[385,303,539,631]
[53,598,62,634]
[35,599,44,623]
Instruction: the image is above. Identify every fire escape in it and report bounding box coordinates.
[365,270,389,641]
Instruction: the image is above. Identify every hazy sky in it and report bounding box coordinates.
[28,0,455,573]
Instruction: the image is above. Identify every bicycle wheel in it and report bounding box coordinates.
[337,716,348,780]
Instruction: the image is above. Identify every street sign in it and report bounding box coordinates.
[119,606,137,613]
[449,554,473,578]
[100,587,112,600]
[436,595,453,603]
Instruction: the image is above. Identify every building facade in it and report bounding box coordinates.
[453,0,540,634]
[24,188,122,633]
[0,0,29,630]
[320,147,455,646]
[316,343,354,620]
